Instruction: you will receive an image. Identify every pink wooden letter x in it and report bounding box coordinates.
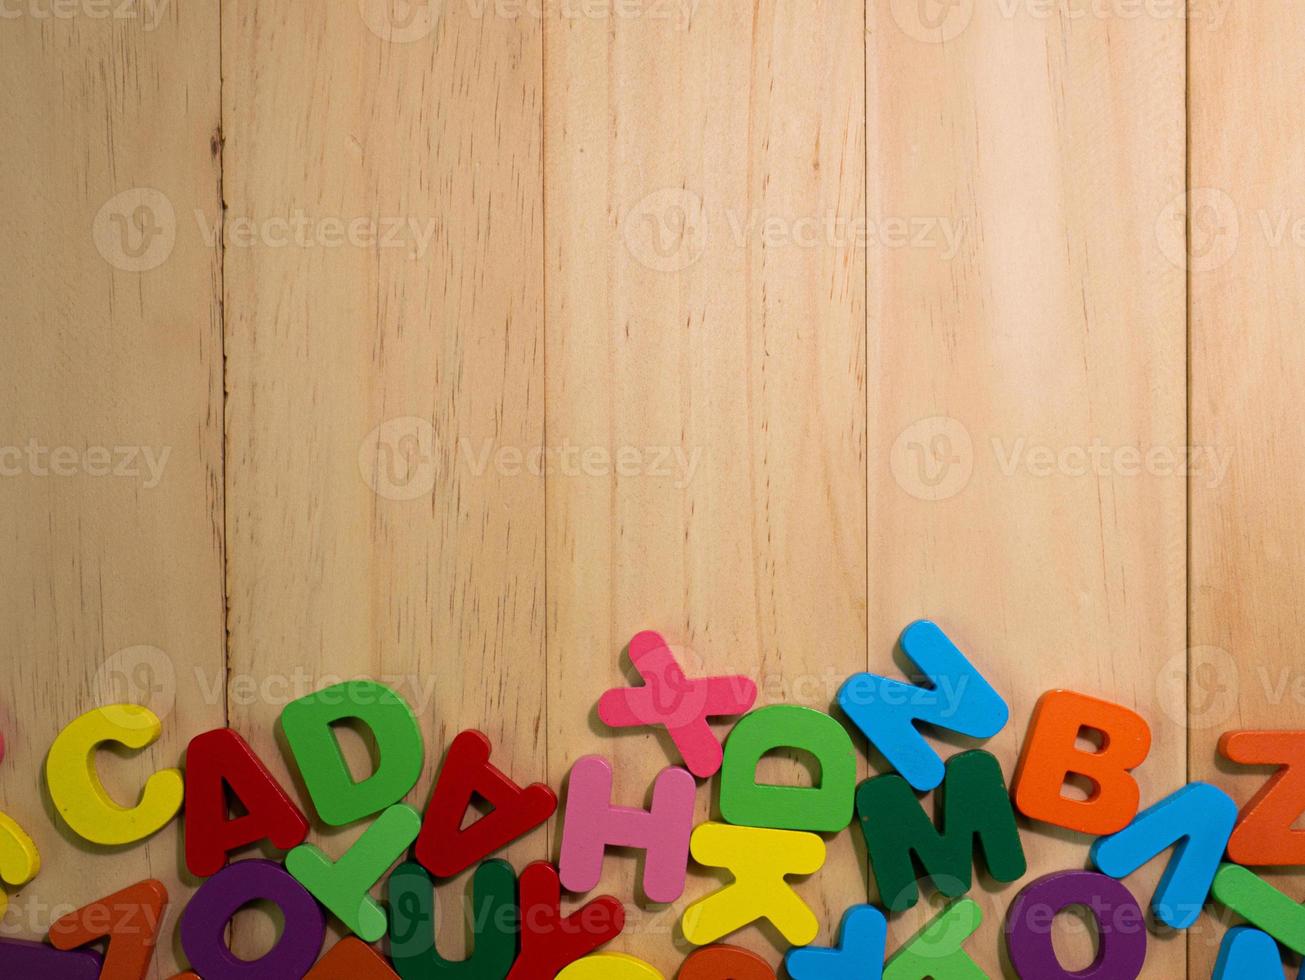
[598,631,758,778]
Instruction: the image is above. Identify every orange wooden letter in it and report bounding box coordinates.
[49,879,168,980]
[1220,730,1305,866]
[1012,690,1151,835]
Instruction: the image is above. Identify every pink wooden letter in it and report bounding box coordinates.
[597,631,757,778]
[559,755,696,903]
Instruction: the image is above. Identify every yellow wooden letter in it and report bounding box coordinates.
[680,821,825,946]
[556,953,665,979]
[46,704,183,845]
[0,811,39,917]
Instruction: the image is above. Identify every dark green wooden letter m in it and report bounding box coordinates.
[856,749,1026,913]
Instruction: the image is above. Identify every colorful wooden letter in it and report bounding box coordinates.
[0,810,40,919]
[0,938,102,978]
[597,631,757,778]
[286,802,421,942]
[1089,781,1236,929]
[785,905,887,980]
[184,727,308,876]
[387,859,518,978]
[679,822,825,947]
[883,898,986,980]
[678,945,776,979]
[49,879,168,980]
[559,756,695,903]
[1213,926,1287,980]
[1012,690,1151,835]
[556,953,664,978]
[180,859,325,978]
[507,862,625,980]
[1211,863,1305,955]
[280,680,423,826]
[719,705,856,833]
[415,729,556,879]
[1220,730,1305,866]
[305,937,400,978]
[1005,872,1146,980]
[838,620,1008,792]
[857,749,1026,913]
[46,704,183,845]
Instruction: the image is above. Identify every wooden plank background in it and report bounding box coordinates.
[0,0,1296,977]
[1189,2,1304,975]
[0,0,226,970]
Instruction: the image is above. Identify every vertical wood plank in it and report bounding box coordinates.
[0,5,224,976]
[1189,3,1305,974]
[544,1,867,971]
[222,0,546,956]
[867,2,1186,975]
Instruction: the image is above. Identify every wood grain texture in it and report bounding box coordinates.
[1189,2,1305,974]
[867,1,1186,975]
[544,1,867,971]
[6,0,1282,977]
[0,5,224,976]
[221,0,546,958]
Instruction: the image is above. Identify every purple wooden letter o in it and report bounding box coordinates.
[180,858,325,978]
[1006,871,1146,979]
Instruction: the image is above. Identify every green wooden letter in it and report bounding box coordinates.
[388,859,518,978]
[857,749,1026,912]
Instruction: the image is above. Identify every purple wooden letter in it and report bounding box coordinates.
[1006,871,1146,979]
